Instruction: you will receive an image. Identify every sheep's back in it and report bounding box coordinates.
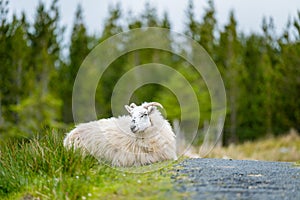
[64,116,138,165]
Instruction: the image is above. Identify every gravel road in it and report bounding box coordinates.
[172,158,300,200]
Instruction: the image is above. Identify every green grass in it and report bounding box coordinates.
[0,130,186,200]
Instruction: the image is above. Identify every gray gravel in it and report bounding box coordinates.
[172,158,300,200]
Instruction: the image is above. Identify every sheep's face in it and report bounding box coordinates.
[125,102,163,133]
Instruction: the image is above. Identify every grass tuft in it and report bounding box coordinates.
[0,130,183,199]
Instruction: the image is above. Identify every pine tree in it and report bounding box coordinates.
[96,3,124,117]
[185,0,217,57]
[8,14,30,119]
[261,17,279,135]
[141,2,159,27]
[100,3,122,41]
[59,4,90,123]
[161,12,171,29]
[0,0,32,138]
[185,0,200,41]
[218,11,244,144]
[12,0,63,136]
[241,34,267,140]
[0,0,10,128]
[199,0,217,55]
[276,12,300,133]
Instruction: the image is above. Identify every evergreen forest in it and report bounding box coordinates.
[0,0,299,145]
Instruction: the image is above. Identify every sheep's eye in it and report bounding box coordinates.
[141,113,148,118]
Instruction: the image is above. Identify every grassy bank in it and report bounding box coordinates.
[1,129,299,199]
[0,131,184,200]
[208,130,300,162]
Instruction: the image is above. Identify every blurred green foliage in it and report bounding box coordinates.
[0,0,299,144]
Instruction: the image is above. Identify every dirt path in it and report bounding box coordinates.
[172,158,300,199]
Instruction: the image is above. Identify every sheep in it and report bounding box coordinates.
[63,102,177,167]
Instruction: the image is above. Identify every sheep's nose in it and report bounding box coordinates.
[130,125,137,133]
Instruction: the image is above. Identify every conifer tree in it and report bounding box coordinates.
[59,4,90,123]
[218,11,244,143]
[12,0,63,135]
[276,13,300,132]
[199,0,217,55]
[97,3,124,117]
[0,0,10,128]
[185,0,200,41]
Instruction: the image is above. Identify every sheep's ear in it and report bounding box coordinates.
[129,103,137,108]
[125,105,132,113]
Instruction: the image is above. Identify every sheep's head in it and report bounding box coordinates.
[125,102,163,133]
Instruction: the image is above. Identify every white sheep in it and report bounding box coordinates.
[64,102,177,167]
